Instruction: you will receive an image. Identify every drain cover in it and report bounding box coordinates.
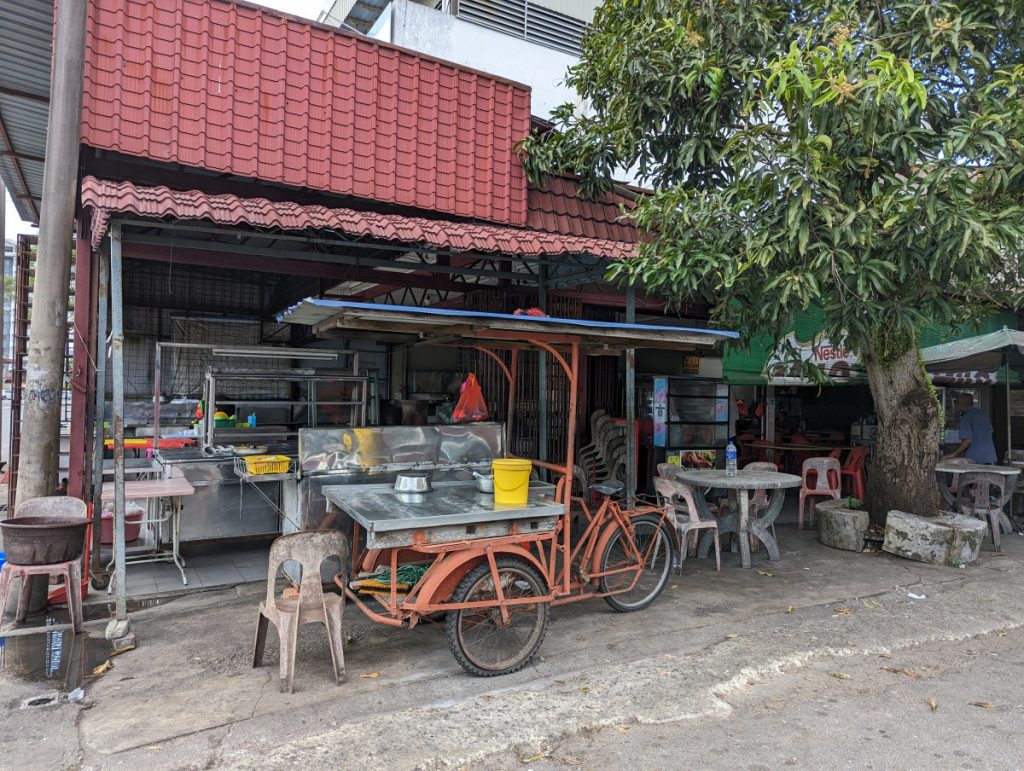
[21,690,60,709]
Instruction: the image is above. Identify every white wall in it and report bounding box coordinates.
[388,0,583,119]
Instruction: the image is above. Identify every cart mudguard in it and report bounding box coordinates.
[409,545,548,612]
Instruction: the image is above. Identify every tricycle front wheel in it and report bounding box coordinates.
[446,557,549,677]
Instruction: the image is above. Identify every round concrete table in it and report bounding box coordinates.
[664,468,801,568]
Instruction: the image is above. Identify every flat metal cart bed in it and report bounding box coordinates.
[322,481,562,549]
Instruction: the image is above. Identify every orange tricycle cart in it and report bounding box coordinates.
[315,302,731,675]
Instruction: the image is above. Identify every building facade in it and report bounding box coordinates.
[320,0,598,117]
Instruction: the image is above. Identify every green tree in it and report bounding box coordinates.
[523,0,1024,519]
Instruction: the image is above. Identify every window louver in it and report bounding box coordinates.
[455,0,587,56]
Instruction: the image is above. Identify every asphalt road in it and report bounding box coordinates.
[4,526,1024,770]
[482,629,1024,770]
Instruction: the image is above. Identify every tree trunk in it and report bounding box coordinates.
[862,341,941,523]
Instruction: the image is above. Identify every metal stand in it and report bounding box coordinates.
[105,496,188,589]
[234,459,301,531]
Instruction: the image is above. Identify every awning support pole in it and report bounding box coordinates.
[1006,359,1012,461]
[90,241,109,584]
[625,285,637,502]
[506,350,519,455]
[538,265,548,475]
[106,223,130,639]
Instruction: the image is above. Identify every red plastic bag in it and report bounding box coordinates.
[453,373,489,423]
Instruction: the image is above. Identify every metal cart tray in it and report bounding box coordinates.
[323,481,562,549]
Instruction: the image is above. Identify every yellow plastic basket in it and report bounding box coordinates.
[242,455,291,475]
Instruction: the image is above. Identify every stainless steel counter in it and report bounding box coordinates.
[323,480,560,549]
[155,450,282,541]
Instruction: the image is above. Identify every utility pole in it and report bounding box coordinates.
[1,177,6,465]
[16,0,88,506]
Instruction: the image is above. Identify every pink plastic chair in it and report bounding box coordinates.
[841,446,869,500]
[799,457,842,529]
[655,476,721,572]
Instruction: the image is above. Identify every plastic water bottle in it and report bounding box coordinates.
[725,440,738,477]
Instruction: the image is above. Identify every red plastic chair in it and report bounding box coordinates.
[799,457,842,529]
[736,434,758,466]
[750,439,774,465]
[841,447,869,500]
[828,448,844,461]
[788,435,814,475]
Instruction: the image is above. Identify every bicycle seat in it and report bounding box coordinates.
[591,480,625,497]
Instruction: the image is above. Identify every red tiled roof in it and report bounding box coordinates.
[80,0,531,226]
[80,176,639,260]
[527,176,641,242]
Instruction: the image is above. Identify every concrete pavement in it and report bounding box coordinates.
[2,525,1024,769]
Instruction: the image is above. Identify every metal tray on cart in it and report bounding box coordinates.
[322,480,562,549]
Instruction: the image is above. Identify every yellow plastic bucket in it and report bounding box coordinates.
[492,458,532,505]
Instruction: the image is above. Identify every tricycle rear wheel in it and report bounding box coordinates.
[446,557,548,677]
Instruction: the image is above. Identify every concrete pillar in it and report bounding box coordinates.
[16,0,88,506]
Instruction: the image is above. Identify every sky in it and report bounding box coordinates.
[3,0,328,245]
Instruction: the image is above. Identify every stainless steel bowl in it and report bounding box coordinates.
[394,471,433,493]
[473,472,495,494]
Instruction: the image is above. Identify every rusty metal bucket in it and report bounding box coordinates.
[1,497,89,565]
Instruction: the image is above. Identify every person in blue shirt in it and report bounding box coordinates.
[944,393,997,464]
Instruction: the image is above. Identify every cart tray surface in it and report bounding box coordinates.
[322,481,562,548]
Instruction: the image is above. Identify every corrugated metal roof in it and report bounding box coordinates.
[282,298,737,349]
[0,0,53,222]
[81,175,639,259]
[80,0,533,226]
[527,175,640,242]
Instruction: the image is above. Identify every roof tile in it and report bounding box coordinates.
[81,0,530,226]
[526,175,642,244]
[81,176,638,262]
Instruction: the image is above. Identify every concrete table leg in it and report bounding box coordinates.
[737,491,752,569]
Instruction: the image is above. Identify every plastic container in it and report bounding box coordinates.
[100,508,144,544]
[243,455,291,475]
[492,458,532,505]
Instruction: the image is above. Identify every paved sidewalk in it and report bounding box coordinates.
[2,525,1023,769]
